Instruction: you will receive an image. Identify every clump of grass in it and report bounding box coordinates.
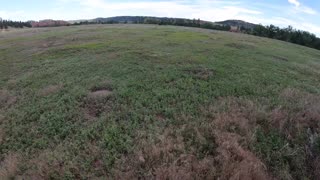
[253,129,307,179]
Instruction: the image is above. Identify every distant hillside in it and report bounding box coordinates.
[70,16,258,30]
[93,16,146,23]
[216,20,257,29]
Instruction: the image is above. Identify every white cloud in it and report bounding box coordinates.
[288,0,300,7]
[56,0,261,21]
[294,6,317,15]
[1,0,319,37]
[0,10,25,20]
[287,0,317,15]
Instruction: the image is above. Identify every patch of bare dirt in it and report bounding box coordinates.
[83,84,114,120]
[184,67,215,80]
[109,52,119,59]
[88,90,112,99]
[156,113,166,121]
[7,79,18,88]
[0,153,20,179]
[38,84,63,97]
[0,90,17,109]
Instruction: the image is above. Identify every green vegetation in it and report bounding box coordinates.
[0,24,320,179]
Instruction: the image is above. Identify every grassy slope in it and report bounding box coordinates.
[0,24,320,179]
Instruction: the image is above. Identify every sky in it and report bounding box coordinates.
[1,0,320,36]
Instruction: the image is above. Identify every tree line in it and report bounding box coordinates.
[242,25,320,50]
[0,19,31,29]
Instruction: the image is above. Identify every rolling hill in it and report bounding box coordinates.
[0,24,320,179]
[215,19,258,29]
[76,16,210,24]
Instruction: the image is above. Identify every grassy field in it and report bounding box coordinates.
[0,24,320,179]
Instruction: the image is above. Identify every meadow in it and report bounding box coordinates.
[0,24,320,179]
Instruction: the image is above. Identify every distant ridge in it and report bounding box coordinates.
[91,16,210,25]
[69,16,258,30]
[215,20,257,29]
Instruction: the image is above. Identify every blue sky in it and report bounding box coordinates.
[1,0,320,36]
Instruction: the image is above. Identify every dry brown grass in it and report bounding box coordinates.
[114,98,273,179]
[37,84,63,97]
[21,150,63,179]
[0,153,20,179]
[211,98,258,140]
[114,128,218,179]
[214,131,270,180]
[20,141,106,179]
[207,98,270,180]
[275,88,320,139]
[209,92,320,179]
